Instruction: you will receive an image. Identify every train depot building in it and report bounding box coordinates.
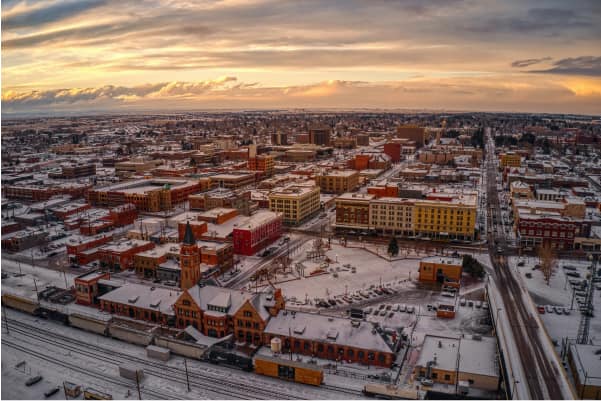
[263,310,398,368]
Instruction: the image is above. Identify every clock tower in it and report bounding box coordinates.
[180,221,200,290]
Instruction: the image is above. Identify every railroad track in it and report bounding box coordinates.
[485,135,563,399]
[4,318,299,400]
[322,384,364,397]
[1,338,181,400]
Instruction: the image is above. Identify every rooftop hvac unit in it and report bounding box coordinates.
[128,296,139,304]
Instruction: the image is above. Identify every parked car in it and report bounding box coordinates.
[459,298,466,306]
[406,306,415,314]
[553,306,562,314]
[44,387,60,398]
[545,305,554,313]
[25,376,43,387]
[475,301,482,308]
[562,307,571,315]
[399,304,407,312]
[385,304,392,310]
[420,378,433,387]
[537,305,545,314]
[388,312,394,318]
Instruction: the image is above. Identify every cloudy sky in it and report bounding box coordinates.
[2,0,600,115]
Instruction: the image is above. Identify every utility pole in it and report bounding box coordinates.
[184,359,191,392]
[135,371,142,400]
[289,327,293,361]
[33,278,40,302]
[3,303,9,334]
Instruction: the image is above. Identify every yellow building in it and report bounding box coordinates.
[269,184,321,225]
[499,152,521,168]
[315,170,359,194]
[369,197,415,236]
[418,256,463,283]
[413,192,477,240]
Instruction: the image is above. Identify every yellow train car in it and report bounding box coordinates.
[1,294,40,315]
[83,387,113,400]
[254,355,324,386]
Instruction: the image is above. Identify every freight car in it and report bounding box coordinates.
[1,294,40,315]
[254,355,323,386]
[69,313,110,336]
[206,347,254,371]
[363,383,419,399]
[83,388,113,400]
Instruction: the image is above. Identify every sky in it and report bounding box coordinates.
[1,0,600,115]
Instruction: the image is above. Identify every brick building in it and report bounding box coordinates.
[99,283,178,325]
[335,193,375,231]
[315,170,359,194]
[232,210,283,255]
[98,239,155,271]
[173,285,284,343]
[418,256,463,283]
[74,270,111,305]
[264,311,397,367]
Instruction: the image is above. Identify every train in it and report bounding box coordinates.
[254,355,324,386]
[206,347,324,386]
[3,293,323,388]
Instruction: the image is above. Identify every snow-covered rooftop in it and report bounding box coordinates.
[265,310,394,354]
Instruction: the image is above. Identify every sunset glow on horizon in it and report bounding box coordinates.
[2,0,600,115]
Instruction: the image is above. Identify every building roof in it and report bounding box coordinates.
[569,343,601,387]
[415,335,459,372]
[265,310,394,354]
[420,256,463,266]
[186,284,272,321]
[98,283,180,315]
[459,336,499,378]
[234,210,281,231]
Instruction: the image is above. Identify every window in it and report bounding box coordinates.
[444,374,451,381]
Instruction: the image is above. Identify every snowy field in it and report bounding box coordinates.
[508,255,601,346]
[275,243,420,302]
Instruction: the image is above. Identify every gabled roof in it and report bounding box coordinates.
[185,285,272,321]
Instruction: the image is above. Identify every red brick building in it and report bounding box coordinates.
[263,310,397,367]
[98,239,155,271]
[232,211,282,255]
[178,220,208,242]
[74,270,111,305]
[173,285,284,343]
[49,202,91,220]
[66,233,114,265]
[383,143,402,163]
[367,184,399,198]
[516,211,581,250]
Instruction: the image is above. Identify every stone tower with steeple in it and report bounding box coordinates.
[180,221,200,290]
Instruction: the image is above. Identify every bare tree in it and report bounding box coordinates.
[538,243,557,286]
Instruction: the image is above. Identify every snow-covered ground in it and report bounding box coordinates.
[273,243,420,302]
[508,255,601,345]
[1,309,364,400]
